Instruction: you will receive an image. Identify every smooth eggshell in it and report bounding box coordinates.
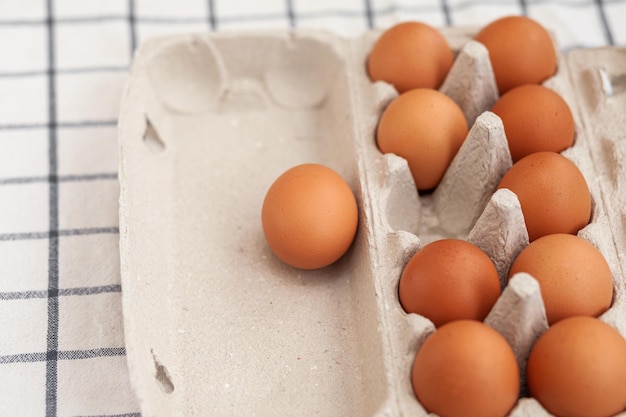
[527,317,626,417]
[261,163,358,270]
[509,234,614,325]
[376,88,468,191]
[398,239,501,327]
[367,21,454,93]
[475,16,557,94]
[412,320,520,417]
[497,151,591,242]
[492,84,575,162]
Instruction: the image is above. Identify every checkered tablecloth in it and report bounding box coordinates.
[1,0,624,416]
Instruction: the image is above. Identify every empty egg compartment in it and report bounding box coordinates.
[119,31,394,417]
[355,29,626,416]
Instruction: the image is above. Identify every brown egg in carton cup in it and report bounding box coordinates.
[118,24,626,417]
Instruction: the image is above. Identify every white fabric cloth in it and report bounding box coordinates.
[0,0,623,415]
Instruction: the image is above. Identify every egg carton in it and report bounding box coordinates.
[118,27,626,417]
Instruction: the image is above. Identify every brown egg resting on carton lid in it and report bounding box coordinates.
[118,27,626,417]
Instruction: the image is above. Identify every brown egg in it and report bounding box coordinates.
[492,85,575,162]
[367,21,454,92]
[527,317,626,417]
[376,88,468,191]
[261,163,358,270]
[398,239,501,327]
[509,234,613,325]
[475,16,557,94]
[497,151,591,241]
[412,320,520,417]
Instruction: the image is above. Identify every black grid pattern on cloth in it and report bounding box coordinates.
[44,1,60,415]
[1,348,127,365]
[0,0,623,416]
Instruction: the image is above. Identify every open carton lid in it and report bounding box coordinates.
[118,28,626,416]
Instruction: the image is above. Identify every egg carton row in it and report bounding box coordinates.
[118,27,626,416]
[353,29,626,416]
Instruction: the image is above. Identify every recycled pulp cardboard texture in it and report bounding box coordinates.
[118,28,626,417]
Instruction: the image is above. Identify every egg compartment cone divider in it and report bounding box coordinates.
[119,28,626,417]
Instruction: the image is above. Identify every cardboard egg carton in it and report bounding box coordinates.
[118,27,626,417]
